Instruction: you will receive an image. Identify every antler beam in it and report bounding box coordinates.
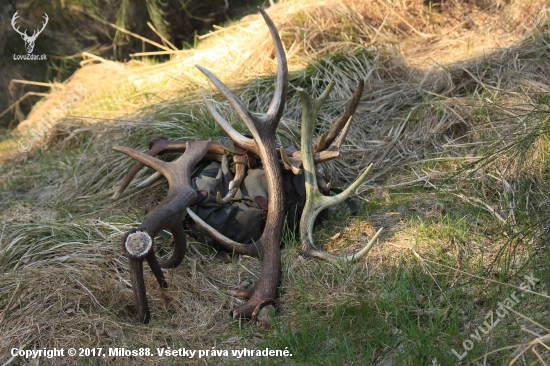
[297,82,383,262]
[191,7,287,320]
[112,140,210,322]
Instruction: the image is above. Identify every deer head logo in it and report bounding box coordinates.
[11,11,48,54]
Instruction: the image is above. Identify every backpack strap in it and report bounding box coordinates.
[254,196,269,222]
[218,137,257,168]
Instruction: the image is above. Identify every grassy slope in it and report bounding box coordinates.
[1,0,550,365]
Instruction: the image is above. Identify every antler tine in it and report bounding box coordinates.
[315,80,364,152]
[303,228,383,262]
[196,66,262,142]
[112,146,170,177]
[297,83,382,262]
[157,224,188,269]
[125,229,167,324]
[280,146,302,175]
[128,257,151,322]
[112,138,229,201]
[282,149,340,165]
[315,168,331,192]
[313,134,326,153]
[259,7,288,125]
[186,208,261,256]
[196,7,288,147]
[334,116,353,149]
[199,91,255,151]
[111,137,185,201]
[136,171,163,189]
[216,154,247,204]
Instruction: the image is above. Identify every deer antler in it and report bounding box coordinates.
[112,140,211,323]
[111,137,226,201]
[280,80,365,194]
[111,80,358,201]
[314,80,364,152]
[111,137,251,208]
[190,7,287,319]
[215,154,247,204]
[114,139,340,199]
[184,82,366,254]
[297,81,383,262]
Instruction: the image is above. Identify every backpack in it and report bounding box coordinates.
[184,138,307,247]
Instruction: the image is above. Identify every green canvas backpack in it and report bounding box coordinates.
[183,138,358,248]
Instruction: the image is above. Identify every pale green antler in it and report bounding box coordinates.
[297,81,383,262]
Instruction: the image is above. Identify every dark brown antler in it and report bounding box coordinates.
[112,140,210,323]
[189,7,287,320]
[111,138,225,201]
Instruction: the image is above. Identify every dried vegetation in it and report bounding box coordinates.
[1,0,550,364]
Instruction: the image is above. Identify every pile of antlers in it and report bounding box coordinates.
[111,8,382,323]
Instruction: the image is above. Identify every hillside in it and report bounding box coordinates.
[1,0,550,364]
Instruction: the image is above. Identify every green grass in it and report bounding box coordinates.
[252,192,549,365]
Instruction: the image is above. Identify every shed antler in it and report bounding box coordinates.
[112,140,211,323]
[297,82,383,261]
[110,81,355,201]
[188,7,288,319]
[112,137,341,201]
[184,81,366,258]
[111,137,228,201]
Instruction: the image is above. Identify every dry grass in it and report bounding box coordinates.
[1,0,550,364]
[14,0,547,130]
[0,218,266,365]
[9,0,550,189]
